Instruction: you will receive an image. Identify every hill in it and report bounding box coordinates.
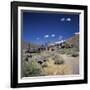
[66,34,79,49]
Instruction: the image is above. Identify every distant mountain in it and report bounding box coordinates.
[66,34,79,49]
[47,34,79,50]
[23,34,79,50]
[48,40,65,46]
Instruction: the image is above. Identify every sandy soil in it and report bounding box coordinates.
[60,54,79,74]
[42,52,79,75]
[23,50,79,76]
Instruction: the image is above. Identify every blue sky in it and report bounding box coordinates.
[23,11,79,45]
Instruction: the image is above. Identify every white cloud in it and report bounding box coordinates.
[61,18,71,22]
[66,18,71,21]
[44,35,49,38]
[61,18,65,21]
[51,34,55,37]
[59,36,63,40]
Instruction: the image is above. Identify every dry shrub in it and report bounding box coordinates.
[53,55,64,65]
[54,59,64,65]
[42,62,48,68]
[72,52,79,57]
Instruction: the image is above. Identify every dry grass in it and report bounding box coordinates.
[43,58,73,75]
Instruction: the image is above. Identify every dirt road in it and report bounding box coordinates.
[60,54,79,74]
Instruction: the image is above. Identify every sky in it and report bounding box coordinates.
[22,11,79,45]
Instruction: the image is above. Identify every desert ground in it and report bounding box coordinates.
[22,49,79,77]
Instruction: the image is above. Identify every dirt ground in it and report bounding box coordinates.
[60,54,79,74]
[42,52,79,75]
[22,50,79,76]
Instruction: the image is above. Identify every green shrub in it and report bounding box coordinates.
[42,62,48,68]
[72,52,79,57]
[22,60,43,77]
[25,56,28,61]
[65,49,72,55]
[54,59,64,65]
[60,50,65,54]
[54,55,64,65]
[59,48,73,55]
